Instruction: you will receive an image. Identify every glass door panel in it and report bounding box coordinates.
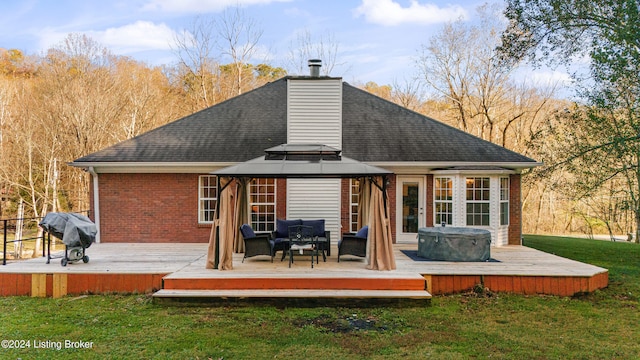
[396,176,425,242]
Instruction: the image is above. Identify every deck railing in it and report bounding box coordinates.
[2,211,90,265]
[2,215,46,265]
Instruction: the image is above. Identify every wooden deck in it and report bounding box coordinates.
[0,243,608,301]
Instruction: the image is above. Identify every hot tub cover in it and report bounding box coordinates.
[39,212,97,248]
[418,227,491,261]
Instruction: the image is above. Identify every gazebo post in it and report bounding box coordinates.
[213,176,234,269]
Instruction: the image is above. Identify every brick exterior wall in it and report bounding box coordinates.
[340,178,351,235]
[276,178,287,219]
[508,174,522,245]
[92,172,524,245]
[426,174,434,227]
[386,175,397,243]
[95,173,211,243]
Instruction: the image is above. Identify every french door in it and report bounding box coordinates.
[396,176,425,242]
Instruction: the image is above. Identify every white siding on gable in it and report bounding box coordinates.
[287,79,342,148]
[285,79,343,240]
[287,178,341,239]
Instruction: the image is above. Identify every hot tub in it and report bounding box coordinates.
[417,227,491,261]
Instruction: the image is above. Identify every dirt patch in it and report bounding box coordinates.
[293,313,392,333]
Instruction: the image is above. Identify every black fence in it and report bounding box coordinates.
[2,211,90,265]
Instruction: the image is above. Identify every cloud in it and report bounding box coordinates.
[142,0,291,13]
[35,21,178,56]
[353,0,467,26]
[90,21,177,53]
[527,69,572,85]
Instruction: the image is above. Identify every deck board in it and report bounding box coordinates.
[0,243,608,297]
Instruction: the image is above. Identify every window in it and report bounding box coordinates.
[434,177,453,225]
[250,178,276,232]
[198,175,217,224]
[466,177,490,226]
[350,179,361,232]
[500,177,509,226]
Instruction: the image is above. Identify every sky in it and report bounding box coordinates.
[0,0,569,88]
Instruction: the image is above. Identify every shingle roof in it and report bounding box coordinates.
[73,79,288,163]
[72,77,537,166]
[341,84,535,164]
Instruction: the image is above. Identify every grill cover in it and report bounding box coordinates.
[39,213,97,248]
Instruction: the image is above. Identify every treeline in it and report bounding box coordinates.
[1,2,636,239]
[0,34,285,220]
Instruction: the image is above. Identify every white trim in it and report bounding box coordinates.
[465,176,491,227]
[198,175,218,224]
[88,167,100,243]
[249,178,277,232]
[500,177,510,226]
[433,176,454,226]
[70,161,541,174]
[368,161,542,174]
[349,179,360,233]
[432,168,516,175]
[69,162,236,174]
[396,176,426,242]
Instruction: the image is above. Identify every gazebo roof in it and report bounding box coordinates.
[212,144,392,178]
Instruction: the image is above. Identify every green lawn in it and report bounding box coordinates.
[1,235,638,359]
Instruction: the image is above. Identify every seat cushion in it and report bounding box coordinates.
[356,226,368,238]
[275,219,302,238]
[240,224,256,238]
[303,219,325,237]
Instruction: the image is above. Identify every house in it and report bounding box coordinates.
[70,61,540,247]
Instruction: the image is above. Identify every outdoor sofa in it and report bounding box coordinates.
[272,219,331,260]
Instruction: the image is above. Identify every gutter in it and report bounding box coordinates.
[88,166,101,243]
[367,161,544,174]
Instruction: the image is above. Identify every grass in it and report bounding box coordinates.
[0,235,638,359]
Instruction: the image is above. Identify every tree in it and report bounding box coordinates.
[0,34,184,220]
[361,79,425,112]
[286,29,344,76]
[172,16,221,110]
[254,63,287,82]
[216,6,264,96]
[417,3,557,150]
[499,0,640,242]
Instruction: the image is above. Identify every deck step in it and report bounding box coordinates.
[162,276,427,291]
[153,289,431,300]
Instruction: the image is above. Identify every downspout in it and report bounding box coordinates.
[88,166,101,243]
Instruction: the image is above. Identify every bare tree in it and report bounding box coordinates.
[216,6,264,96]
[416,4,558,151]
[286,29,344,76]
[391,77,425,111]
[361,78,425,112]
[172,16,221,110]
[417,20,474,131]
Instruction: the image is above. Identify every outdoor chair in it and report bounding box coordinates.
[338,225,368,262]
[288,225,322,268]
[240,224,275,263]
[272,219,300,261]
